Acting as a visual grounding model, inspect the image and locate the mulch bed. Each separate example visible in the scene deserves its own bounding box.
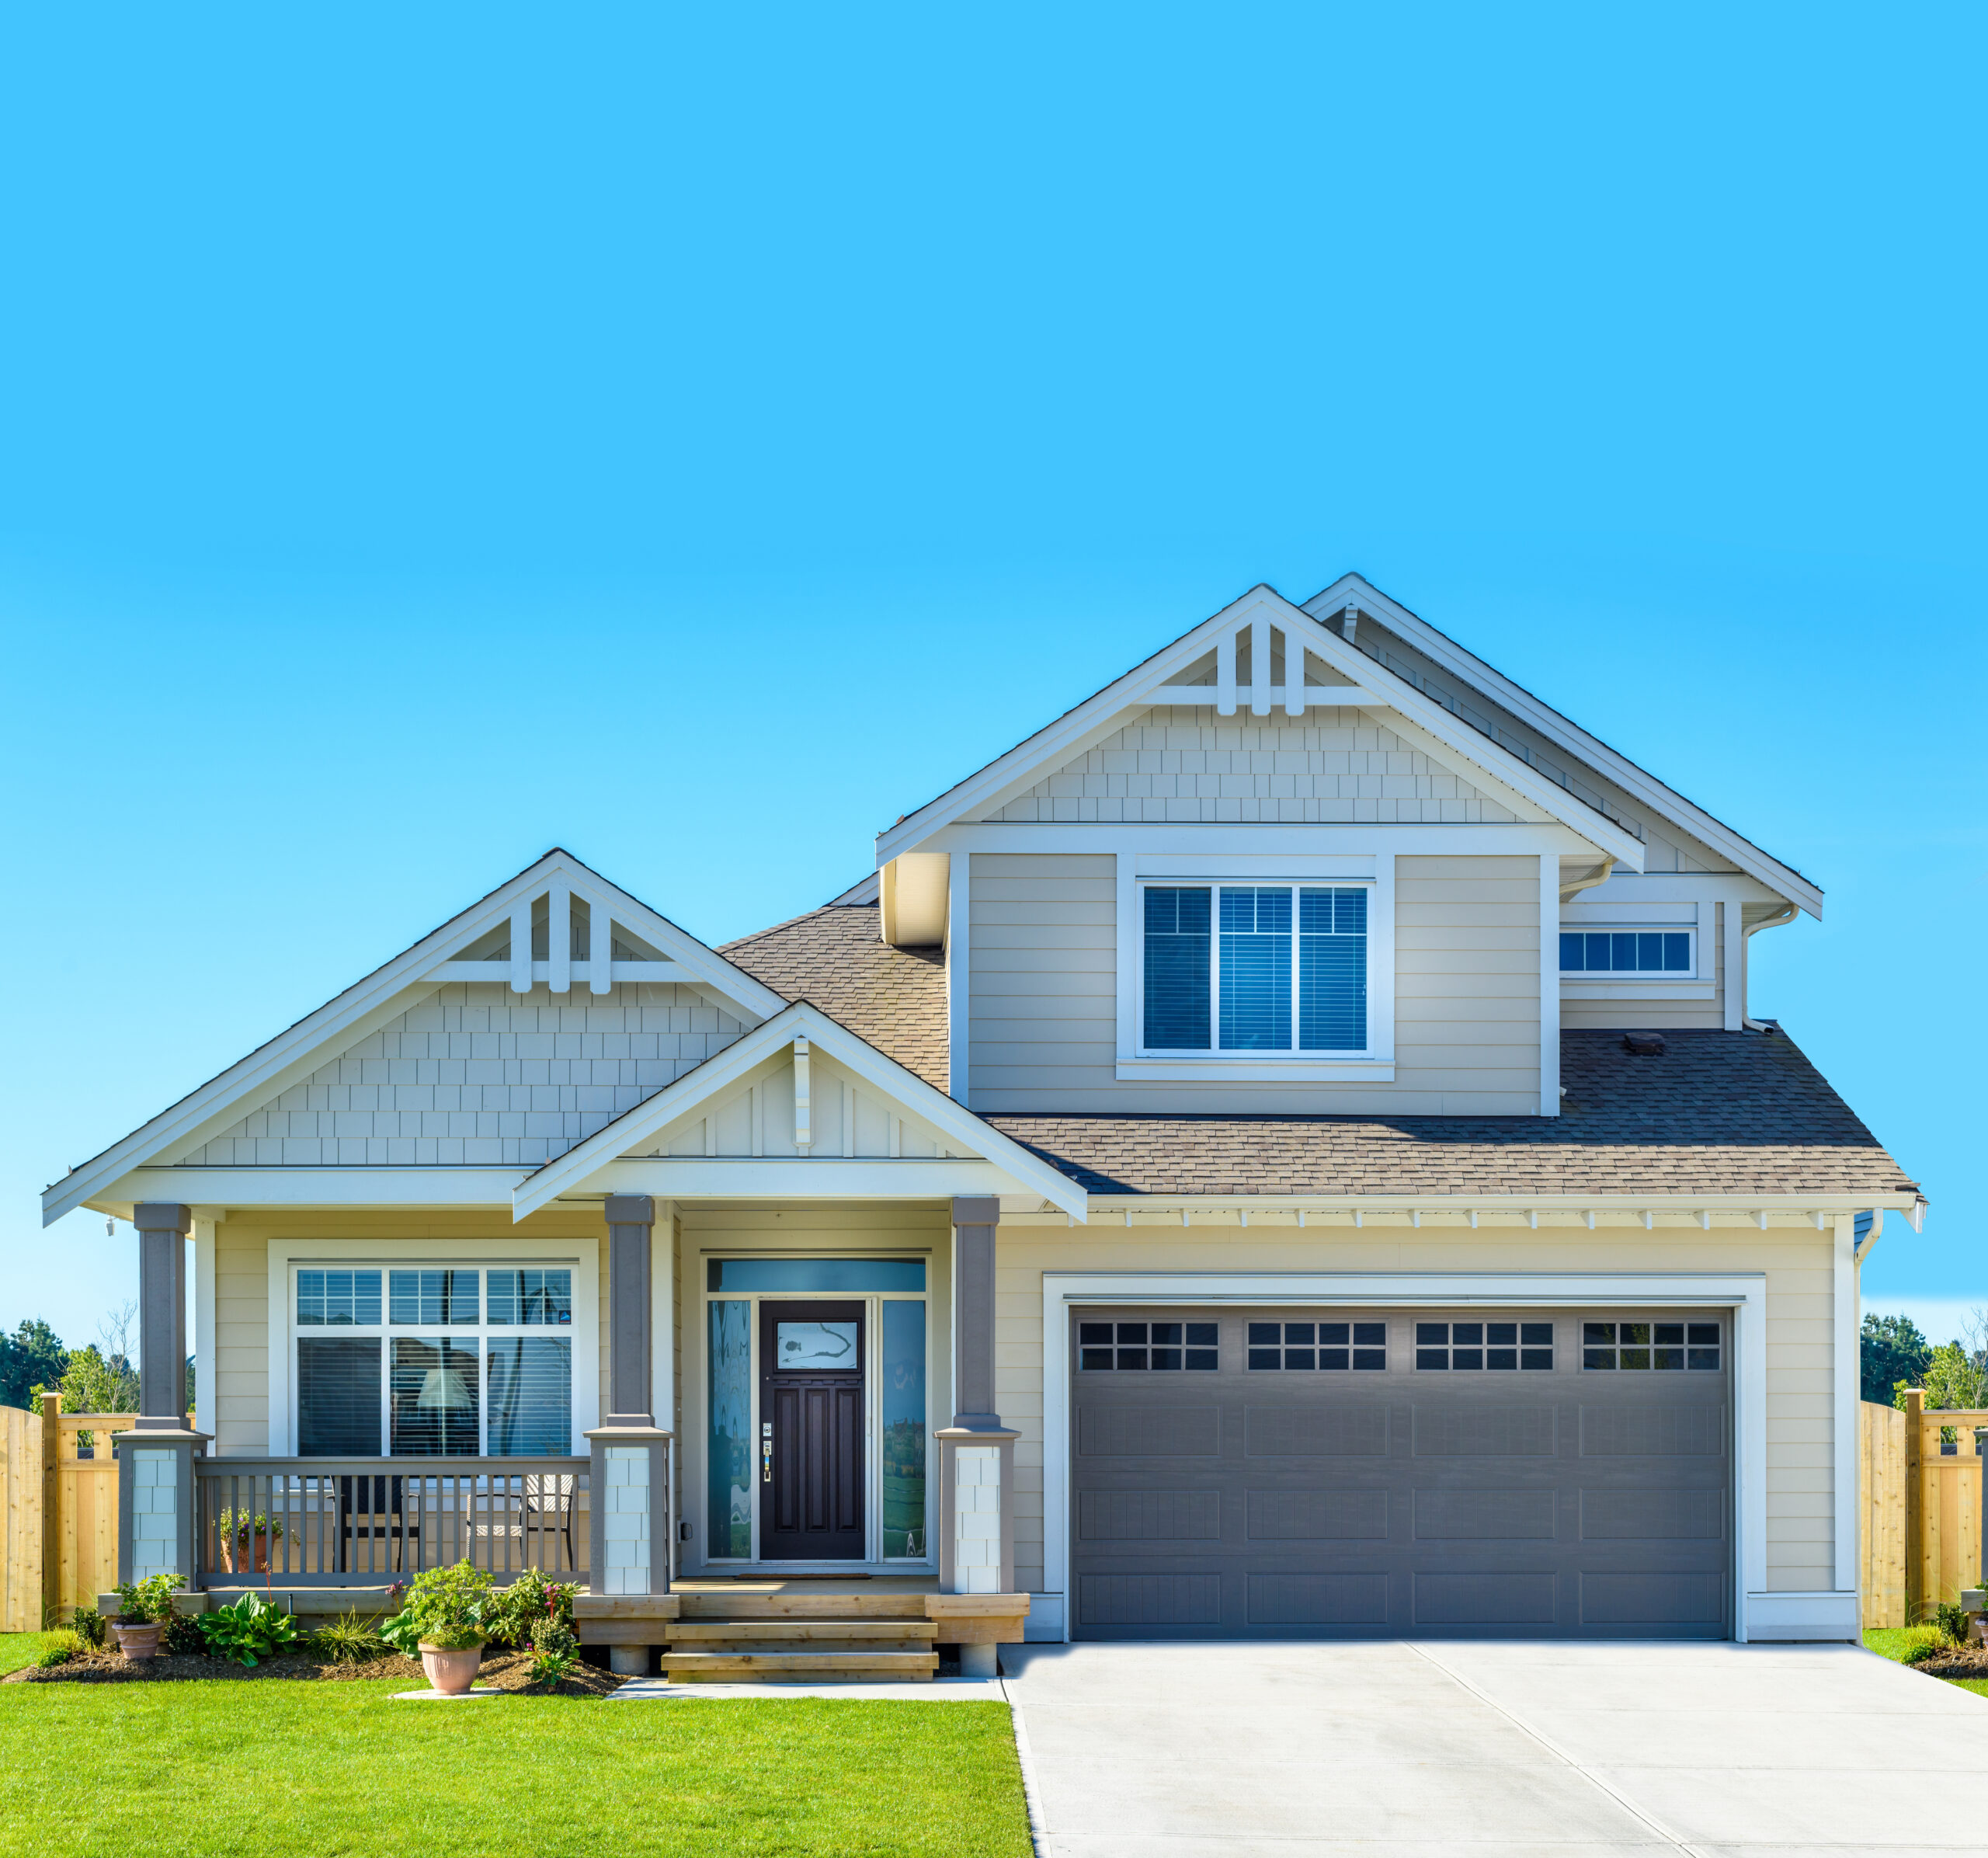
[1917,1645,1988,1680]
[7,1647,624,1697]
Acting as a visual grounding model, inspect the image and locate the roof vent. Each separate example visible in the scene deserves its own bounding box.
[1621,1031,1667,1056]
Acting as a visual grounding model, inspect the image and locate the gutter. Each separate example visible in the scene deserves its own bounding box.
[1741,902,1799,1032]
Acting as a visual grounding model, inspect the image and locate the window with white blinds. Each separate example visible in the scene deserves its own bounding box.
[1140,882,1370,1055]
[294,1264,575,1457]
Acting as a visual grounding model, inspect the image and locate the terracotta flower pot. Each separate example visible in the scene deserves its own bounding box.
[113,1622,164,1661]
[221,1530,273,1574]
[419,1642,484,1696]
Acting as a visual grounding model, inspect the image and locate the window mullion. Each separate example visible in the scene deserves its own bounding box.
[1288,884,1301,1053]
[1208,889,1221,1053]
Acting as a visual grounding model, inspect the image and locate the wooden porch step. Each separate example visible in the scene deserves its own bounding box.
[675,1592,927,1622]
[660,1651,938,1681]
[666,1620,938,1643]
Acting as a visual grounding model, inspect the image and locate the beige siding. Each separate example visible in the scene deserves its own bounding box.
[207,1209,611,1459]
[186,982,746,1170]
[993,1216,1840,1599]
[981,706,1534,825]
[1562,900,1727,1031]
[968,851,1541,1115]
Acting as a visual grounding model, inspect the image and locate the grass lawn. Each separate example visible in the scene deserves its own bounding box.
[0,1634,60,1677]
[0,1678,1034,1857]
[1863,1628,1988,1700]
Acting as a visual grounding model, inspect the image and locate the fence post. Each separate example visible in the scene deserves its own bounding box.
[38,1394,59,1629]
[1905,1387,1925,1624]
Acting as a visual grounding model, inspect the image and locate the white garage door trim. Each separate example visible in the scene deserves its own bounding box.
[1040,1272,1793,1644]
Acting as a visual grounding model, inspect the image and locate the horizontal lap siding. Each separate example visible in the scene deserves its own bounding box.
[1562,900,1727,1032]
[969,852,1542,1114]
[992,1222,1838,1600]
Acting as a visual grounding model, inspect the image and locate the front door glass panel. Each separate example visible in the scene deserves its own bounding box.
[707,1300,752,1557]
[881,1300,926,1557]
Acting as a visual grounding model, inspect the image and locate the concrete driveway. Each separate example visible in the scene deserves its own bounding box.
[1001,1640,1988,1857]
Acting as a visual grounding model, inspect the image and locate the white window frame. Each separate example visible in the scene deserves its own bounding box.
[266,1236,600,1457]
[1115,854,1395,1080]
[1559,922,1700,979]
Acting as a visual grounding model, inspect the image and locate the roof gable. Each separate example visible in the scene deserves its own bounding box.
[511,1000,1086,1218]
[1302,575,1821,915]
[42,849,789,1225]
[876,585,1647,868]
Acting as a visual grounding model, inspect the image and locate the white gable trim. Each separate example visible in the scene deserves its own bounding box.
[512,1000,1088,1220]
[876,586,1646,871]
[41,850,789,1226]
[1305,574,1823,917]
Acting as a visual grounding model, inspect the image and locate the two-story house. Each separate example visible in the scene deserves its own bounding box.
[47,576,1921,1675]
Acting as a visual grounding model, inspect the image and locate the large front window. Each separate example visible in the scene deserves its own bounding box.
[294,1265,574,1456]
[1140,882,1369,1054]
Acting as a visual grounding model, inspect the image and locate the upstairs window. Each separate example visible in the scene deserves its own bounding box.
[1141,882,1369,1055]
[1560,929,1693,975]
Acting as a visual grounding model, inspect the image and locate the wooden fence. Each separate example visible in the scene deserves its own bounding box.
[1861,1392,1986,1630]
[0,1397,181,1630]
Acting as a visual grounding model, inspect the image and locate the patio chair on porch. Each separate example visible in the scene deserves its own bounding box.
[335,1474,422,1574]
[520,1471,579,1573]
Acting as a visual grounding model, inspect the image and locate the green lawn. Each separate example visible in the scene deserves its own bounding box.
[1863,1628,1988,1700]
[0,1677,1033,1857]
[0,1634,60,1677]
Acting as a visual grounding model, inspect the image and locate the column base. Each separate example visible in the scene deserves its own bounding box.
[958,1643,998,1679]
[608,1646,652,1676]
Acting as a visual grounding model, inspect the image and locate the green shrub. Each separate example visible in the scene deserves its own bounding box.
[196,1592,300,1667]
[162,1611,207,1656]
[487,1567,579,1647]
[1931,1599,1972,1646]
[378,1609,422,1657]
[111,1572,185,1625]
[527,1615,581,1688]
[309,1609,388,1665]
[35,1630,84,1669]
[69,1606,106,1650]
[1901,1625,1947,1664]
[400,1560,495,1651]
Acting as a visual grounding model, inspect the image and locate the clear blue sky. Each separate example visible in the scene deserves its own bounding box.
[2,4,1980,1353]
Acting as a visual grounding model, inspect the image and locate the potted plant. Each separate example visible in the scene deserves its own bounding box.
[109,1574,186,1661]
[216,1507,285,1574]
[398,1559,495,1696]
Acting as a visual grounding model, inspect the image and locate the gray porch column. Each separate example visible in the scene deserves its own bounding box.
[115,1203,207,1586]
[585,1194,673,1673]
[937,1195,1017,1672]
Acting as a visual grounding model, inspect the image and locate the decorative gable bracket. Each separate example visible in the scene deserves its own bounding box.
[428,877,686,995]
[1153,595,1370,718]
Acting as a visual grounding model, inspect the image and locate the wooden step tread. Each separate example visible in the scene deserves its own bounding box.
[676,1594,928,1621]
[661,1651,940,1673]
[666,1621,939,1642]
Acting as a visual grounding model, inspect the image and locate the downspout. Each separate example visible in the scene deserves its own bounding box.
[1557,857,1615,905]
[1741,902,1799,1031]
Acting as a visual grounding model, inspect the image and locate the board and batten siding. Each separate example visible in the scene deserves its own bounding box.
[992,1216,1843,1605]
[967,851,1541,1115]
[184,982,747,1171]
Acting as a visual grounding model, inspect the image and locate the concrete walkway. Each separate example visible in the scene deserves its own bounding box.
[1000,1640,1988,1858]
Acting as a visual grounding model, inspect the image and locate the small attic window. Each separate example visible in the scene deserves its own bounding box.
[1559,930,1693,976]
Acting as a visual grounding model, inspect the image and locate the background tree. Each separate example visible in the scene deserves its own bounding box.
[1861,1311,1931,1404]
[0,1318,68,1410]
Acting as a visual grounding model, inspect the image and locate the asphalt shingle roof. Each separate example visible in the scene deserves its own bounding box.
[721,904,948,1092]
[984,1030,1917,1199]
[719,906,1914,1200]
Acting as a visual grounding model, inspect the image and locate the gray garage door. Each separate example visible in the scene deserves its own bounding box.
[1070,1307,1732,1640]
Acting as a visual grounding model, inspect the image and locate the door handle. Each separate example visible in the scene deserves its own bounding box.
[761,1438,773,1484]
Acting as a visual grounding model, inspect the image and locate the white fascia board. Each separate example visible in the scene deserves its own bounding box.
[877,584,1643,872]
[874,586,1295,863]
[40,848,788,1229]
[511,1000,1088,1221]
[1063,1192,1923,1215]
[93,1167,528,1213]
[928,823,1598,856]
[1305,575,1819,917]
[1271,593,1646,870]
[548,1157,1027,1202]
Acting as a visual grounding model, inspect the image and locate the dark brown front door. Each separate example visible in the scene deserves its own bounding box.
[759,1300,866,1560]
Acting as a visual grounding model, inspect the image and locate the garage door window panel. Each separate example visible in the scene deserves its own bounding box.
[1416,1321,1553,1370]
[1248,1320,1384,1371]
[1583,1321,1722,1372]
[1079,1320,1217,1372]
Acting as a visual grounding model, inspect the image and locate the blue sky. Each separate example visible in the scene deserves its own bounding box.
[1,3,1981,1352]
